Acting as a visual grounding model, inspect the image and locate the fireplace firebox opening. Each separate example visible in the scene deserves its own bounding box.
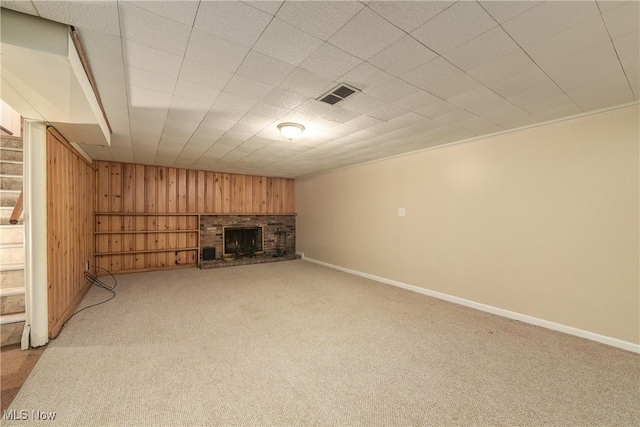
[224,227,263,258]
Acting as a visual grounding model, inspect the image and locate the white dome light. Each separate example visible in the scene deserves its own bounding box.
[277,122,305,141]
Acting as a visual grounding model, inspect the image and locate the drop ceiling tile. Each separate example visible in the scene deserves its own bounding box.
[162,120,199,138]
[568,78,635,111]
[393,90,441,110]
[76,28,123,63]
[427,73,484,100]
[344,115,386,131]
[243,1,283,16]
[174,80,221,104]
[33,0,120,36]
[529,102,582,122]
[128,85,173,109]
[225,75,275,100]
[613,31,640,97]
[118,2,191,56]
[178,59,233,91]
[254,18,324,66]
[411,1,497,54]
[194,1,272,48]
[339,93,388,115]
[262,87,308,110]
[340,62,392,91]
[236,51,295,85]
[200,116,237,131]
[166,97,210,124]
[329,8,405,60]
[249,103,290,120]
[544,42,624,91]
[511,92,575,115]
[368,1,453,33]
[478,1,541,24]
[524,17,610,69]
[402,57,463,92]
[467,51,540,87]
[215,92,259,112]
[415,99,459,119]
[368,36,438,77]
[444,27,520,72]
[124,1,200,26]
[430,109,475,126]
[603,1,640,38]
[388,112,429,128]
[448,86,514,116]
[122,40,183,78]
[295,100,360,124]
[363,76,418,103]
[486,69,555,99]
[502,1,600,46]
[126,66,177,94]
[275,1,364,40]
[195,121,234,137]
[299,43,363,81]
[278,67,334,97]
[369,104,407,121]
[185,29,249,73]
[481,107,536,129]
[239,113,274,130]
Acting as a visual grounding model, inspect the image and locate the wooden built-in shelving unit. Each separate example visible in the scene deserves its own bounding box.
[94,212,200,274]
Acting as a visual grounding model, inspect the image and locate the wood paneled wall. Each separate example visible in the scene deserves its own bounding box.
[47,128,95,338]
[94,161,295,274]
[95,161,295,214]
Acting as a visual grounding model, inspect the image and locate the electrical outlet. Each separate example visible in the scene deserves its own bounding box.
[397,208,406,217]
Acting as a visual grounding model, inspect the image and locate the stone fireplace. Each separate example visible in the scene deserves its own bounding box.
[200,215,297,268]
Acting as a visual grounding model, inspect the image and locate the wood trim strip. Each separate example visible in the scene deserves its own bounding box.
[47,127,95,169]
[69,27,112,134]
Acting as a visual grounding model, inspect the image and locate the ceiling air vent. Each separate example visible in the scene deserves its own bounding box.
[318,83,359,105]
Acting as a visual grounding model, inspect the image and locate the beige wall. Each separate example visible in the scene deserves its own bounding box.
[296,105,639,345]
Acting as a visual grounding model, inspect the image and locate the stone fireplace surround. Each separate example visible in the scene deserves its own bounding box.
[200,215,296,268]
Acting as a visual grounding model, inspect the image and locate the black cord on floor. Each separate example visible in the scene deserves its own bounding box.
[63,266,118,326]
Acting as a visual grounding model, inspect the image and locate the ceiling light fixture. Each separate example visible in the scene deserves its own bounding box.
[277,122,305,141]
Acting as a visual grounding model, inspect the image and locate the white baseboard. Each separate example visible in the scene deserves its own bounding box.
[301,255,640,354]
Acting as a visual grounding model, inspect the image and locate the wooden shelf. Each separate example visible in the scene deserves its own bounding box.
[94,263,196,276]
[95,247,199,256]
[94,212,296,216]
[95,212,199,216]
[95,229,199,235]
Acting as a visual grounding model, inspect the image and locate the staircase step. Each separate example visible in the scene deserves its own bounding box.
[0,137,23,150]
[0,288,25,315]
[0,320,24,347]
[0,265,24,289]
[0,162,22,176]
[0,225,24,244]
[1,207,23,225]
[0,149,23,162]
[0,244,24,265]
[0,312,25,324]
[0,190,21,207]
[0,175,22,191]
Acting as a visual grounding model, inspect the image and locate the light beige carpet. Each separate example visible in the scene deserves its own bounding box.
[5,260,639,426]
